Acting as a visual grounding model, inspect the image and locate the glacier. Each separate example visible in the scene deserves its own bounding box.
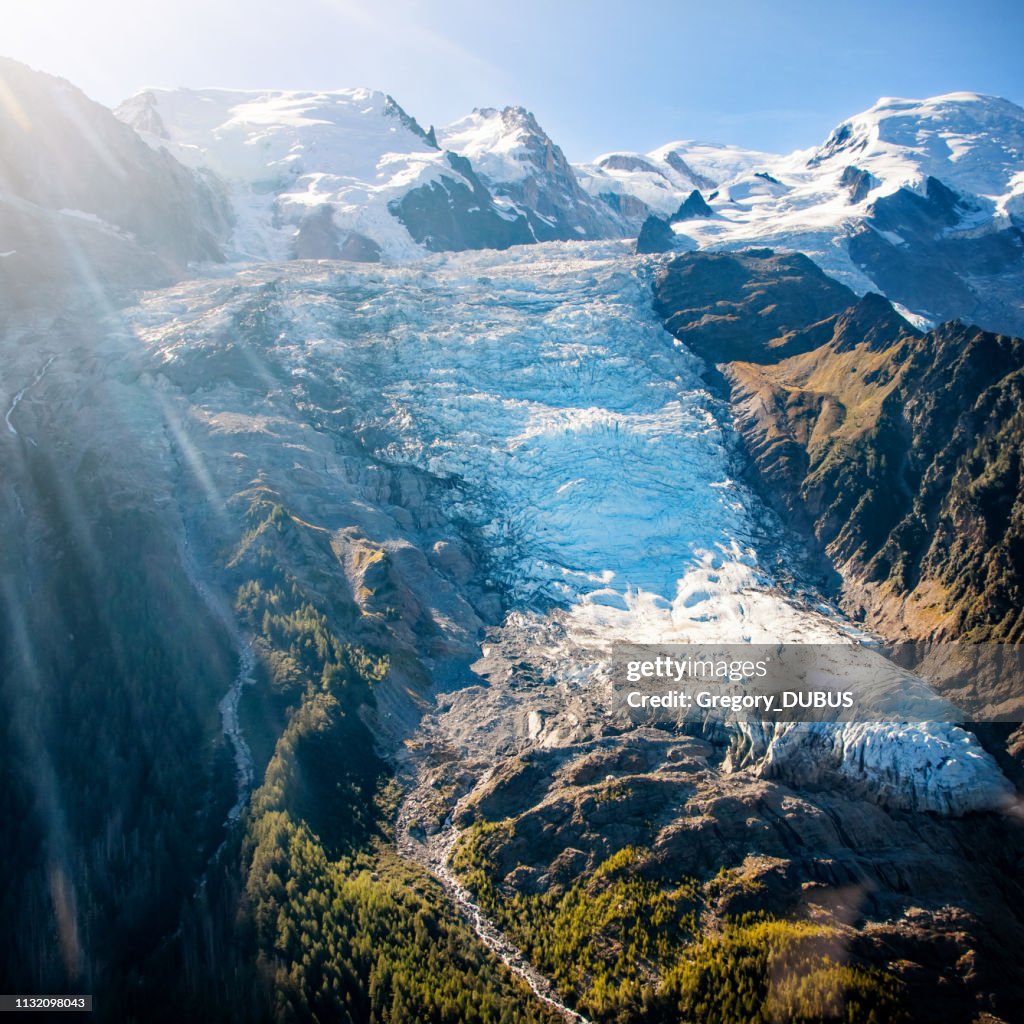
[133,239,1013,815]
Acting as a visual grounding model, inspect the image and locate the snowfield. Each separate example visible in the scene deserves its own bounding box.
[575,140,772,220]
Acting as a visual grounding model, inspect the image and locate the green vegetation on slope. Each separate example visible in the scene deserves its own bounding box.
[453,828,905,1024]
[656,917,905,1024]
[230,499,560,1023]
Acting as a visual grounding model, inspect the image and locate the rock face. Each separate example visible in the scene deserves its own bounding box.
[635,214,675,253]
[848,174,1024,333]
[737,318,1024,642]
[389,152,534,252]
[290,205,388,261]
[291,205,343,259]
[655,249,1024,644]
[0,58,230,305]
[670,189,714,221]
[839,164,880,203]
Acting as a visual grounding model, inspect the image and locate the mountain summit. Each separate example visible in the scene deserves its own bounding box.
[437,105,624,241]
[588,91,1024,335]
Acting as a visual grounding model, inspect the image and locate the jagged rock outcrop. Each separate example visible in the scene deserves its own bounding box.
[849,175,1024,335]
[839,165,879,203]
[670,189,714,221]
[389,152,534,252]
[291,205,387,261]
[635,214,675,253]
[437,106,625,242]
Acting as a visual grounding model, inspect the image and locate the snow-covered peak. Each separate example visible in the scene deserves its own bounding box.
[807,92,1024,199]
[648,140,777,187]
[574,91,1024,245]
[106,84,1023,330]
[575,140,778,226]
[116,87,437,184]
[439,105,625,241]
[115,87,472,261]
[438,105,550,184]
[592,92,1024,330]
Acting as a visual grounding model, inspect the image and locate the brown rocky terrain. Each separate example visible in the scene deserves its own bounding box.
[652,249,858,365]
[654,250,1024,647]
[448,730,1024,1021]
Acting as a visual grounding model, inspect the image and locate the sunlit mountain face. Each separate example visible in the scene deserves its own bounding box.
[2,56,1024,1024]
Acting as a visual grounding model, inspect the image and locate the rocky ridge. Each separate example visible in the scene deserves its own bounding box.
[0,58,231,306]
[654,249,1024,648]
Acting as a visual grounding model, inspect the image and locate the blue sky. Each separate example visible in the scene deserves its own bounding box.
[6,0,1024,159]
